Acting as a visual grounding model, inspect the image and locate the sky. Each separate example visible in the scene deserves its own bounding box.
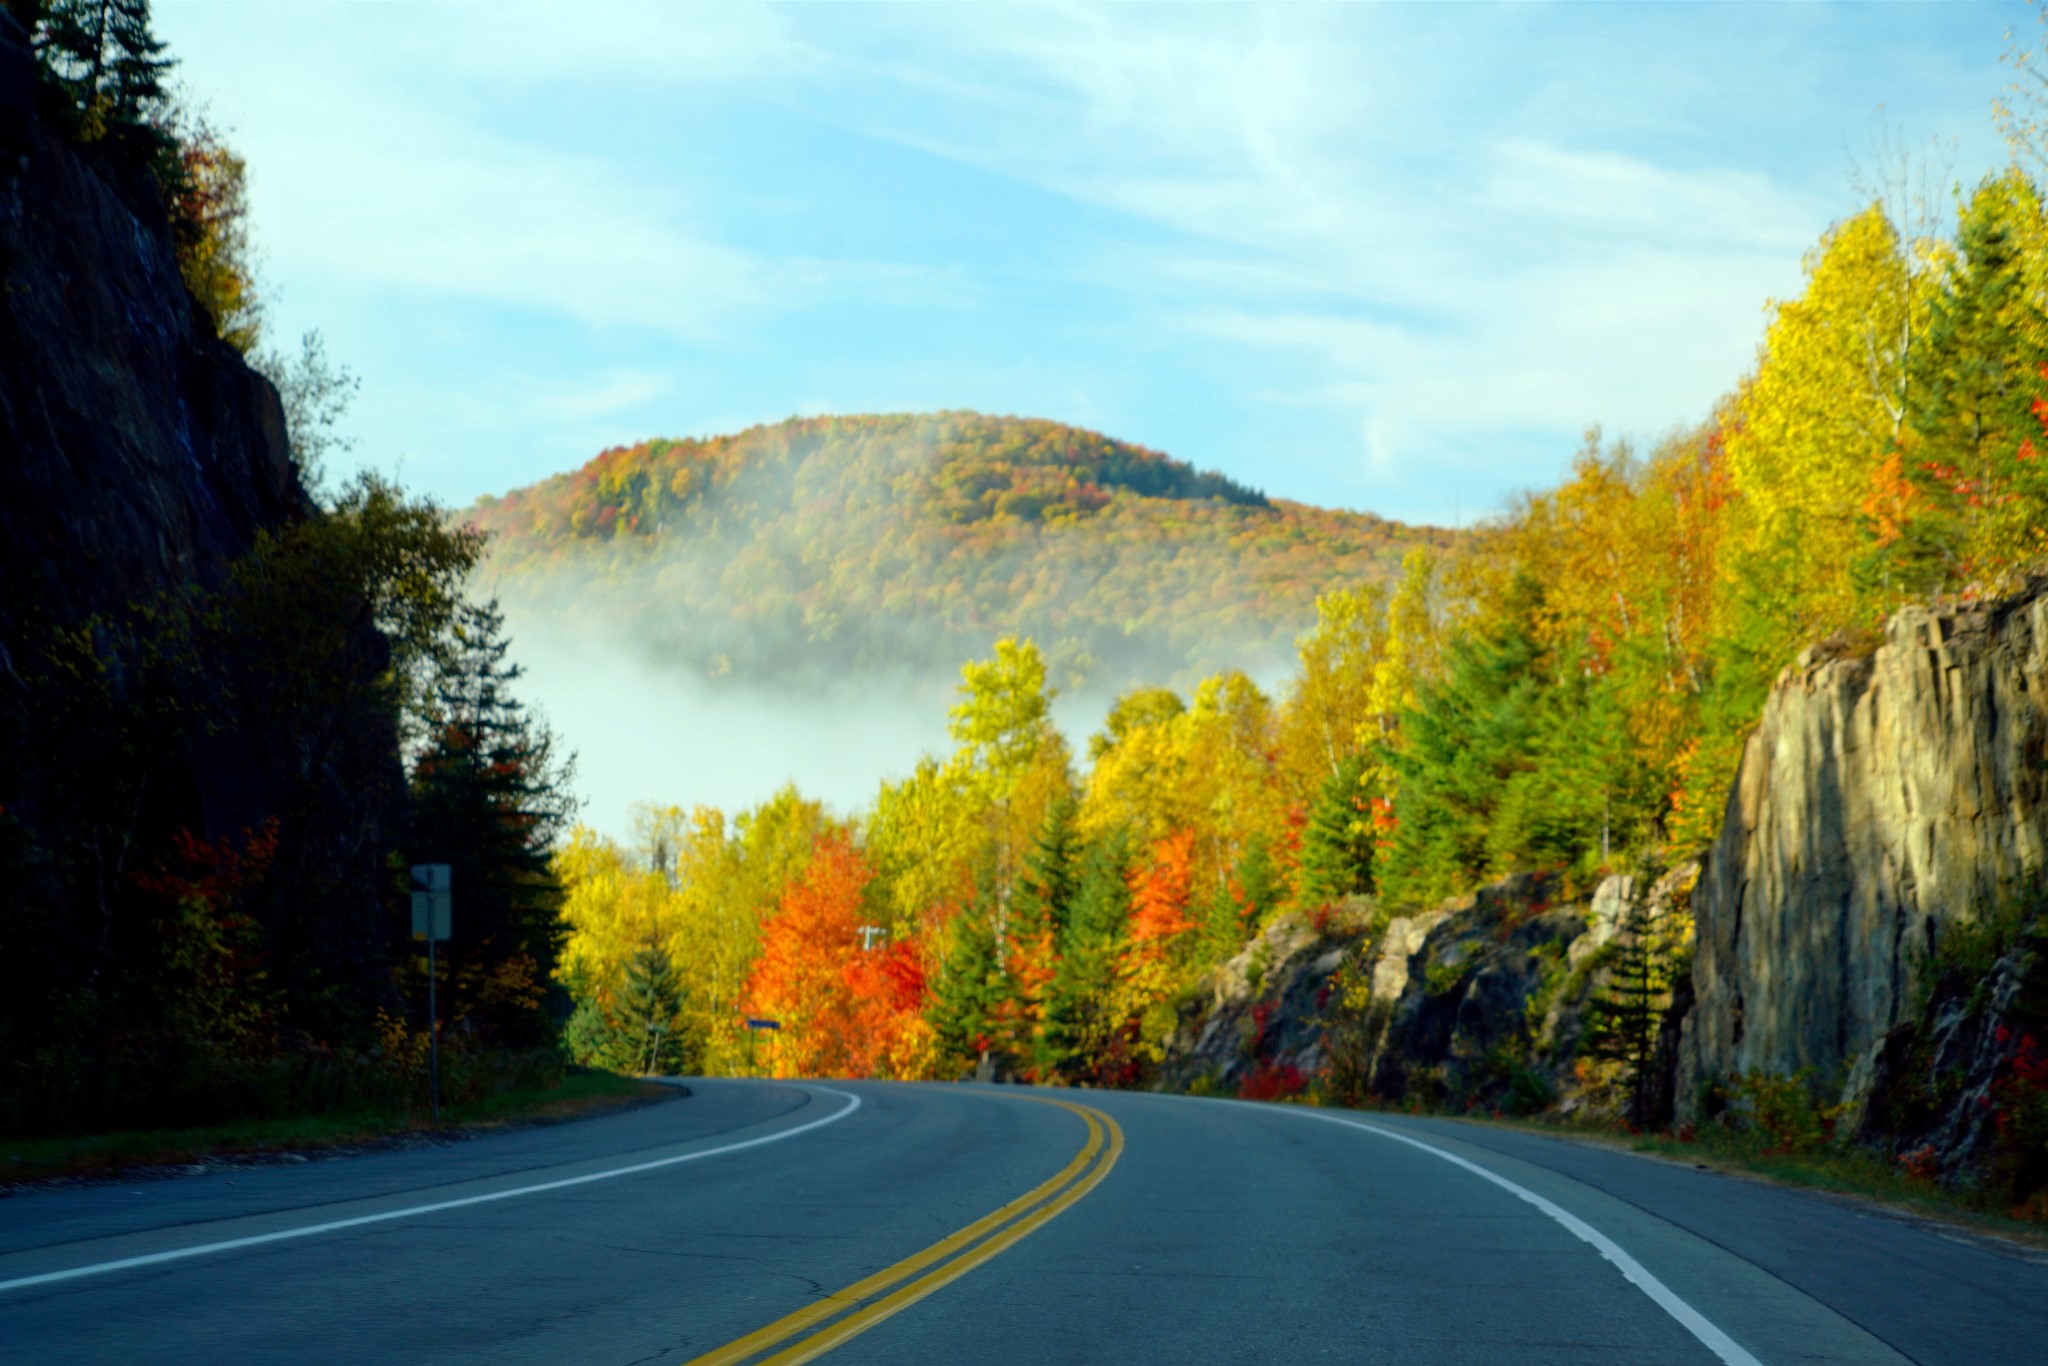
[156,1,2021,530]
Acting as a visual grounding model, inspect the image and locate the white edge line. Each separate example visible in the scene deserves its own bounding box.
[0,1085,862,1295]
[1289,1108,1765,1366]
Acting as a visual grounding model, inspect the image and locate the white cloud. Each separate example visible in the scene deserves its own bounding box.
[824,5,1835,492]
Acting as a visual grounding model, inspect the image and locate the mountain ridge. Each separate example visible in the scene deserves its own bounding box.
[467,411,1455,693]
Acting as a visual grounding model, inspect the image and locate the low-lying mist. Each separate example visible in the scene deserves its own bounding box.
[471,413,1438,830]
[502,609,1206,836]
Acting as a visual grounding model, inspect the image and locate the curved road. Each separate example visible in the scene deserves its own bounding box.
[1,1080,2043,1364]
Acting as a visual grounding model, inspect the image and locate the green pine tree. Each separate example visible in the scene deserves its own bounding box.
[1886,170,2048,593]
[1299,752,1375,906]
[408,599,577,1048]
[1040,830,1132,1082]
[26,0,172,136]
[1379,578,1648,905]
[1012,791,1080,937]
[1581,872,1680,1127]
[615,944,687,1076]
[930,899,1006,1075]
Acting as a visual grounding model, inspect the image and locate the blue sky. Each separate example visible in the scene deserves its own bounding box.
[158,2,2018,528]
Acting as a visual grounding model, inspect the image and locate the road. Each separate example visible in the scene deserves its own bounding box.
[1,1080,2043,1364]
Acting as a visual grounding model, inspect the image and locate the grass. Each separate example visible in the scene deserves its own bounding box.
[1454,1110,2048,1249]
[1,1068,674,1185]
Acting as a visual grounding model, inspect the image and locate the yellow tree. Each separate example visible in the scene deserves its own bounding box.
[945,637,1066,955]
[1078,692,1195,848]
[866,755,984,937]
[1720,204,1937,657]
[1176,671,1289,916]
[1277,584,1389,806]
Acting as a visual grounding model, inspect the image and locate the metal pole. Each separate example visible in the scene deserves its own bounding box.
[428,933,440,1125]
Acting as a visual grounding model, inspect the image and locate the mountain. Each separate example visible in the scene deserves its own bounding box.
[467,412,1453,694]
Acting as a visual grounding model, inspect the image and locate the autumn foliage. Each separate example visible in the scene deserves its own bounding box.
[552,157,2048,1109]
[742,833,936,1079]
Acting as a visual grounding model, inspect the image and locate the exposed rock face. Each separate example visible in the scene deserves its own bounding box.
[0,37,301,645]
[1358,873,1587,1106]
[1159,902,1370,1094]
[1680,583,2048,1121]
[1161,873,1661,1111]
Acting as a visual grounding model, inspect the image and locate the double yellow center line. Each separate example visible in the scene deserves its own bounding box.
[681,1097,1124,1366]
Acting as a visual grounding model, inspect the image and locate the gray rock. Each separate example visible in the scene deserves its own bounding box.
[1679,584,2048,1127]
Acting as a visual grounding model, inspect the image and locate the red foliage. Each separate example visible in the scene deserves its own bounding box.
[129,820,280,914]
[1127,830,1197,950]
[741,832,931,1078]
[1238,1060,1306,1102]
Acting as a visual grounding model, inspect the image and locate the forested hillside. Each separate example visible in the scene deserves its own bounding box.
[468,413,1452,691]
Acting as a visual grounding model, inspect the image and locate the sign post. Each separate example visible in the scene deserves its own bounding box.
[744,1017,781,1077]
[410,864,452,1123]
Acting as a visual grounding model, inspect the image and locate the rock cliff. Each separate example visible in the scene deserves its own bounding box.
[1161,871,1689,1118]
[1679,582,2048,1131]
[0,23,301,645]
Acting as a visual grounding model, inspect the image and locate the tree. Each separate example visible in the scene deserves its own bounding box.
[1087,687,1184,762]
[929,895,1006,1074]
[1581,872,1685,1128]
[1278,584,1388,801]
[1889,171,2048,591]
[1299,752,1374,906]
[944,637,1063,963]
[1719,204,1932,672]
[1004,791,1078,1072]
[408,599,576,1048]
[28,0,173,136]
[259,331,359,495]
[739,830,930,1079]
[948,636,1055,782]
[615,944,687,1075]
[1040,831,1134,1083]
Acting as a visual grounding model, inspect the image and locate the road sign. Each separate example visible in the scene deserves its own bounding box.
[745,1018,782,1031]
[410,864,451,942]
[409,864,452,1125]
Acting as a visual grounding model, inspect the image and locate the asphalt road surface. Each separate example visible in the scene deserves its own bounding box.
[3,1080,2044,1364]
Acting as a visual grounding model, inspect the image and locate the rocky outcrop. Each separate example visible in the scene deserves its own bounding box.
[1161,872,1685,1115]
[1680,582,2048,1131]
[1354,873,1582,1104]
[1159,902,1373,1094]
[0,33,301,646]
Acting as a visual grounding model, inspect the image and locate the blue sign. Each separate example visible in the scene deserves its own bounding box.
[744,1018,782,1031]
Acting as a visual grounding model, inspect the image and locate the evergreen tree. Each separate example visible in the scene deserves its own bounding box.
[1002,791,1078,1072]
[1379,578,1646,906]
[1581,873,1680,1127]
[102,0,167,118]
[1039,831,1132,1081]
[930,900,1005,1074]
[1890,171,2048,590]
[1298,752,1374,906]
[1012,791,1080,937]
[408,599,577,1048]
[564,997,636,1074]
[27,0,172,134]
[615,944,687,1075]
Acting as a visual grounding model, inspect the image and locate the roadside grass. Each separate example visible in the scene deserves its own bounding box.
[1,1067,674,1185]
[1454,1110,2048,1248]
